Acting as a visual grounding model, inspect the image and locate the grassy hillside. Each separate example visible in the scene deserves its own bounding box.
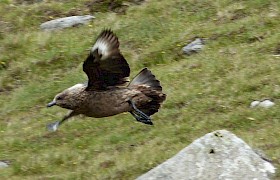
[0,0,279,179]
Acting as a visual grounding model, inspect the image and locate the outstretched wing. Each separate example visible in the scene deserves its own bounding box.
[83,29,130,90]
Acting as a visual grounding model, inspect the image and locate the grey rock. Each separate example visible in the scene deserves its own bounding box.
[137,130,275,180]
[182,38,204,55]
[250,100,261,108]
[259,100,275,108]
[40,15,95,31]
[0,161,9,168]
[250,99,275,108]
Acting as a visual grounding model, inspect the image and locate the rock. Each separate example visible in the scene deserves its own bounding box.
[250,100,261,108]
[259,100,275,108]
[137,130,275,180]
[40,15,95,31]
[0,161,9,168]
[182,38,204,55]
[250,99,275,108]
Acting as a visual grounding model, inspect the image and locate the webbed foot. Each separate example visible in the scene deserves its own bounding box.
[130,111,153,125]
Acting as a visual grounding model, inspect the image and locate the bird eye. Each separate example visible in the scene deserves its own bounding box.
[57,96,63,100]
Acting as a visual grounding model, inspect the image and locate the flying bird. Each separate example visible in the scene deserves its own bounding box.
[47,29,166,131]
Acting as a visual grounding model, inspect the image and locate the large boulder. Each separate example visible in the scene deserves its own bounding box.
[137,130,275,180]
[40,15,95,31]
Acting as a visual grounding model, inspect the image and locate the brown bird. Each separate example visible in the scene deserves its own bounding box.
[47,29,166,131]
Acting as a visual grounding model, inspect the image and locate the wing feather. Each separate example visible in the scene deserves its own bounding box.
[83,29,130,90]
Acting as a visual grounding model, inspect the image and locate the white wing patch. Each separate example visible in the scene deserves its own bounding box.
[90,30,119,61]
[91,38,109,59]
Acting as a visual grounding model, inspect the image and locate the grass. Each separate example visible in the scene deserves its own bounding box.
[0,0,280,179]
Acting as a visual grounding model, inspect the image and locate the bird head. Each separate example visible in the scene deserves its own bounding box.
[47,83,85,110]
[47,91,71,109]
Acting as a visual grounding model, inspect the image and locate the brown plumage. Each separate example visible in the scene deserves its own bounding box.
[47,29,166,131]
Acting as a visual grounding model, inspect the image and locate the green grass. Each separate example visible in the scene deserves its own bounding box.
[0,0,280,179]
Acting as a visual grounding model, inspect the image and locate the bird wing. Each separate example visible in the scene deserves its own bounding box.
[83,29,130,90]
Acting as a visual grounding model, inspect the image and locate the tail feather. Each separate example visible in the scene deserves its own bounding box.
[129,68,162,91]
[137,88,166,115]
[129,68,166,116]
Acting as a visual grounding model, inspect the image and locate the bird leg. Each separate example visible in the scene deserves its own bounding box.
[47,110,78,132]
[128,99,153,125]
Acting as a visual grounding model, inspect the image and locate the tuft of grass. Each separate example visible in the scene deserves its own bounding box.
[0,0,280,179]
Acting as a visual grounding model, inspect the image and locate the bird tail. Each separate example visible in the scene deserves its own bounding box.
[128,68,166,116]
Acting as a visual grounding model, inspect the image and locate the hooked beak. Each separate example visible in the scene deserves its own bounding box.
[47,101,56,107]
